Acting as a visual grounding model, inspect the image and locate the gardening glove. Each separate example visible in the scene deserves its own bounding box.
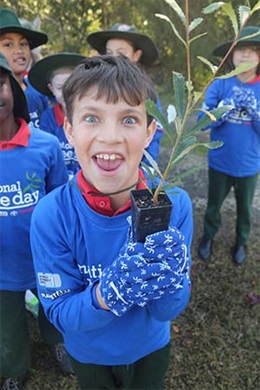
[99,252,180,316]
[124,225,188,275]
[232,88,259,119]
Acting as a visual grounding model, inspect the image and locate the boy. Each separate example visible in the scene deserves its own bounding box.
[197,25,260,265]
[0,52,72,390]
[87,23,164,165]
[31,55,192,390]
[28,52,85,179]
[0,8,50,128]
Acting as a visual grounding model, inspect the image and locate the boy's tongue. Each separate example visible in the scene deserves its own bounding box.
[96,157,122,171]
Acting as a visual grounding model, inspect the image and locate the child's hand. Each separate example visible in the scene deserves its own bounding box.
[124,227,188,276]
[233,88,259,118]
[99,252,182,316]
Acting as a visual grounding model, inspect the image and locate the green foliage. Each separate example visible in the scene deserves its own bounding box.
[142,0,260,204]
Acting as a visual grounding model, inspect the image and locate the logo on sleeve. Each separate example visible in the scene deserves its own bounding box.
[38,272,62,288]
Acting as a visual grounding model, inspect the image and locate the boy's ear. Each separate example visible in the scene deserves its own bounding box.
[133,49,143,63]
[144,119,157,148]
[47,83,53,94]
[64,116,75,146]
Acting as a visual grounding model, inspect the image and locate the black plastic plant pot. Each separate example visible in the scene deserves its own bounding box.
[130,189,173,243]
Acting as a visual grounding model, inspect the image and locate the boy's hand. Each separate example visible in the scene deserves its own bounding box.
[99,252,182,316]
[124,227,188,276]
[233,89,259,119]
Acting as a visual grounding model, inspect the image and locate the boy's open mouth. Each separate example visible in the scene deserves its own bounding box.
[95,153,123,171]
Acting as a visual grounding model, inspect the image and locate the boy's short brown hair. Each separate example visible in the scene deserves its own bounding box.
[62,55,157,124]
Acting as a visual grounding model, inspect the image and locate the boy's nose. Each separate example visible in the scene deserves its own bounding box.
[99,122,123,143]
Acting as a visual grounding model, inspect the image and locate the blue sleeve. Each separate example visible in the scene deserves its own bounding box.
[45,136,68,191]
[40,108,55,134]
[198,79,231,130]
[25,83,50,128]
[30,201,115,333]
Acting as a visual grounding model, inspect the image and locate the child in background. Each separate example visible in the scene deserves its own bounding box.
[197,25,260,265]
[0,8,50,128]
[0,52,72,390]
[28,52,85,179]
[87,23,164,165]
[31,55,192,390]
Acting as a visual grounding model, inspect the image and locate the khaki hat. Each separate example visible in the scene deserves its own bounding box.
[87,23,158,66]
[213,25,260,57]
[0,8,47,49]
[28,52,86,97]
[0,52,30,122]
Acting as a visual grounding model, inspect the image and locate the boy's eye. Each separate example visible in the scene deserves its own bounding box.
[21,41,29,47]
[123,117,136,124]
[3,42,13,48]
[85,115,98,123]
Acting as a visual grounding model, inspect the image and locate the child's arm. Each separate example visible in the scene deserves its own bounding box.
[198,79,234,129]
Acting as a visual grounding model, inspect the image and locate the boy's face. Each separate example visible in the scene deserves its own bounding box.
[106,38,142,63]
[48,69,72,110]
[232,46,260,73]
[0,70,13,127]
[0,33,31,77]
[64,87,156,208]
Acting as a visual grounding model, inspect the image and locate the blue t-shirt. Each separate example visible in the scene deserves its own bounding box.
[198,76,260,177]
[0,125,68,291]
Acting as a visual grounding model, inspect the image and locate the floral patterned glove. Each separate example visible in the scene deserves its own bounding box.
[99,252,180,317]
[124,227,188,276]
[232,88,259,119]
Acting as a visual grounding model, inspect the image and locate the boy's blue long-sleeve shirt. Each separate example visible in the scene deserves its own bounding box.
[30,174,192,365]
[0,124,68,291]
[198,76,260,177]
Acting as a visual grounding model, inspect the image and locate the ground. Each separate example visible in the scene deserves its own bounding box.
[21,137,260,389]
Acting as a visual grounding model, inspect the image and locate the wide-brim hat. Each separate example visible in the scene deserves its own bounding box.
[0,52,30,122]
[87,23,159,66]
[0,8,48,50]
[28,52,86,97]
[213,25,260,57]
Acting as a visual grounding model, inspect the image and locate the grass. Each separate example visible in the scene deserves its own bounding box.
[23,141,260,390]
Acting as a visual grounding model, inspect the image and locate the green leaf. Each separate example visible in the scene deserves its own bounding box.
[186,106,231,135]
[163,0,186,24]
[141,165,160,188]
[217,61,258,78]
[155,14,186,46]
[25,171,31,181]
[189,18,203,33]
[31,178,42,183]
[170,141,223,165]
[175,136,198,158]
[23,185,31,193]
[238,6,251,27]
[202,2,225,14]
[197,56,216,74]
[193,91,203,106]
[252,2,260,13]
[222,3,238,35]
[141,150,163,178]
[145,100,173,142]
[189,32,208,44]
[172,71,186,120]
